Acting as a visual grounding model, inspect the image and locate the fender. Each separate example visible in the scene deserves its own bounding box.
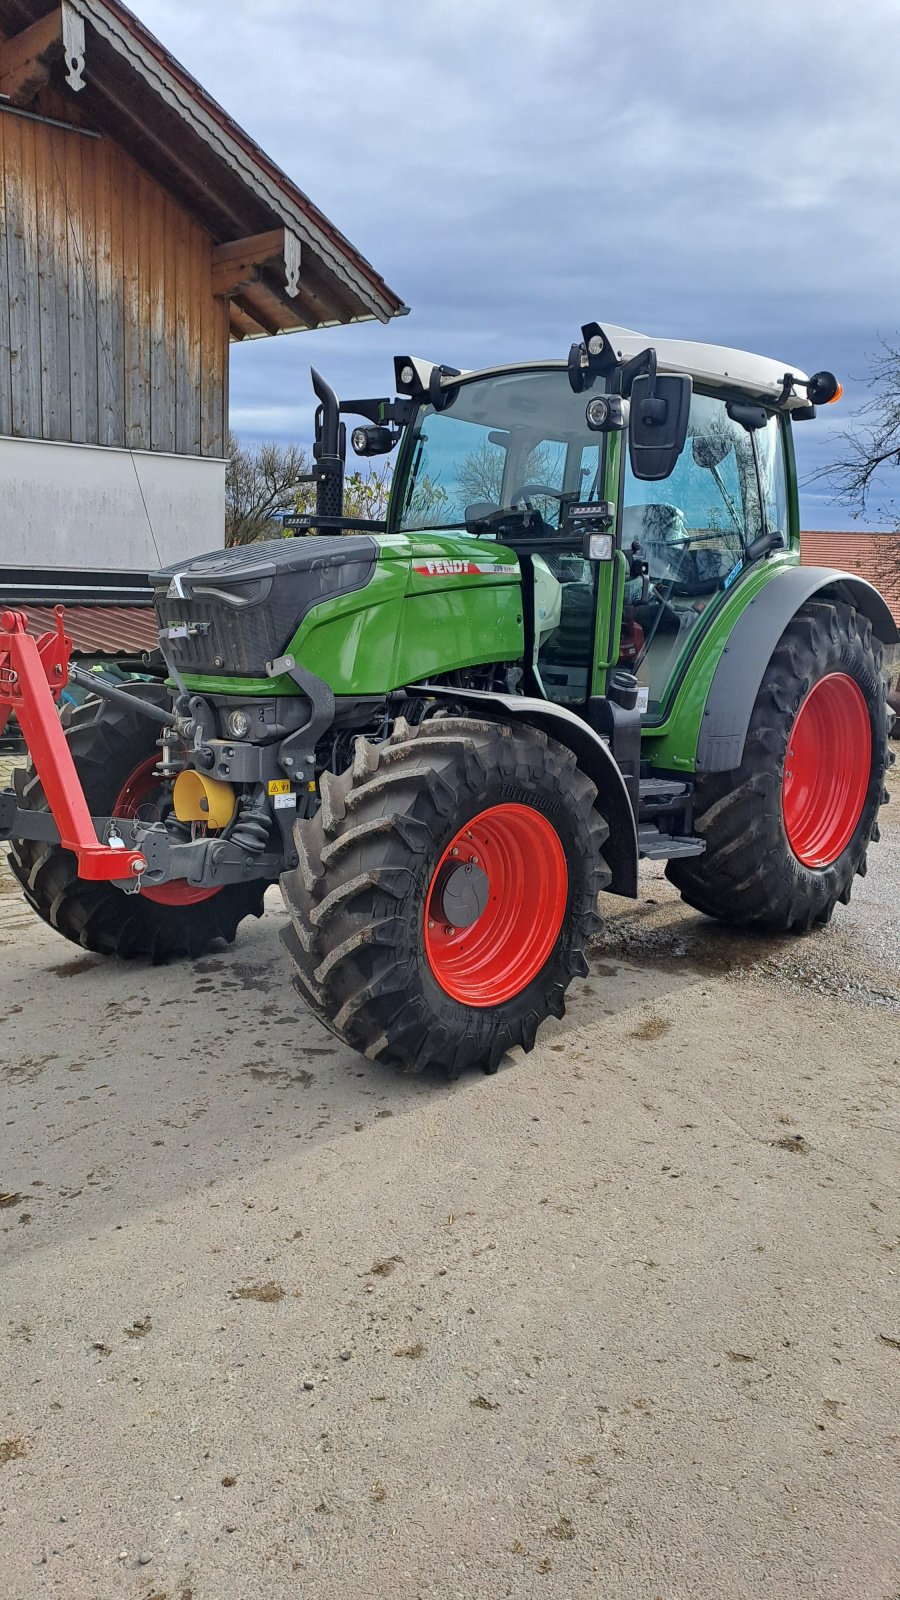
[697,565,900,774]
[416,685,639,897]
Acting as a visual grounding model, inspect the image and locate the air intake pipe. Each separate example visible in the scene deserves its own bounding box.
[310,367,346,520]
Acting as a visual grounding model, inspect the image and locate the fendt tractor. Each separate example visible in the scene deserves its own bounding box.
[1,322,896,1077]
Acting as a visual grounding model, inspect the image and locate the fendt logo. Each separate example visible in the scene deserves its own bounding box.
[413,560,518,578]
[415,559,478,577]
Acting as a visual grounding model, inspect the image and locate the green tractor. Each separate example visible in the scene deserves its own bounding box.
[2,321,896,1076]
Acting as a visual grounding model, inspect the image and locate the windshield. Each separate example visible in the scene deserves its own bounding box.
[394,368,607,533]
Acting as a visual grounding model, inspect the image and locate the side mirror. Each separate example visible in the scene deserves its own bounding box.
[351,425,396,457]
[628,374,692,482]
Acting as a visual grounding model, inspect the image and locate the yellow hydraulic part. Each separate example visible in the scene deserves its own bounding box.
[172,769,236,830]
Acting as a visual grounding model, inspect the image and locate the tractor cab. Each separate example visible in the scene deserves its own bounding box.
[320,324,832,737]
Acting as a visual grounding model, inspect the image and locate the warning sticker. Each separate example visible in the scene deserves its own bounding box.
[268,778,291,796]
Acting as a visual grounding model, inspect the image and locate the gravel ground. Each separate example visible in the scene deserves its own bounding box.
[0,751,898,1600]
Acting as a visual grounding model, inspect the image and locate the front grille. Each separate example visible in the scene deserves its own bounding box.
[151,535,378,680]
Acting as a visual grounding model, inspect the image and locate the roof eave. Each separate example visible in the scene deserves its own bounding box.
[71,0,405,325]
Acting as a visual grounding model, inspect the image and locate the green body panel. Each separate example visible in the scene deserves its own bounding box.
[179,532,523,699]
[641,550,800,772]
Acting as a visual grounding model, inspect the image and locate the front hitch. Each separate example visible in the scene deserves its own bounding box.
[0,609,147,884]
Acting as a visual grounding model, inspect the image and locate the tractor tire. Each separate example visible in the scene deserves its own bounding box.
[279,715,612,1077]
[667,601,894,931]
[6,685,266,961]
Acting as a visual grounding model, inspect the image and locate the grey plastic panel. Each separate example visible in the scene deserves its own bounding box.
[697,566,899,774]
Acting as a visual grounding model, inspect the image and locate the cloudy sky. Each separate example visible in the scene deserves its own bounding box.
[136,0,900,529]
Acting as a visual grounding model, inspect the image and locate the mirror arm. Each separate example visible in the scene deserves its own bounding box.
[620,346,657,399]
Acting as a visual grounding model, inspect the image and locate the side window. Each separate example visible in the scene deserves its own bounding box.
[621,391,764,717]
[756,415,790,540]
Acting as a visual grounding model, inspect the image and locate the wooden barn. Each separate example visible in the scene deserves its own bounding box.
[0,0,404,657]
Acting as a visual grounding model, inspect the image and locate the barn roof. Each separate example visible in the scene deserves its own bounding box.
[0,0,407,338]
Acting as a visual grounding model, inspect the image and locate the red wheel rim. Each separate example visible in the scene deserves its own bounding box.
[782,673,871,868]
[114,757,221,906]
[423,803,568,1006]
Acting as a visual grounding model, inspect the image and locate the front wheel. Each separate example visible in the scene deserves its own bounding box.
[279,716,612,1076]
[668,601,894,931]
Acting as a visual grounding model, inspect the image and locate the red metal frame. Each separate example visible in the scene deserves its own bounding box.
[0,608,147,884]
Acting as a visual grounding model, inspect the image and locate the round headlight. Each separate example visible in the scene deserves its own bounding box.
[228,709,251,739]
[587,333,605,357]
[351,427,368,454]
[399,363,415,387]
[586,396,610,429]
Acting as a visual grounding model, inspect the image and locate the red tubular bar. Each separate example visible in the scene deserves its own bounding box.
[0,608,147,884]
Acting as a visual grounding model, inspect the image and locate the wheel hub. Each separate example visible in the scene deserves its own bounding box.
[435,860,490,931]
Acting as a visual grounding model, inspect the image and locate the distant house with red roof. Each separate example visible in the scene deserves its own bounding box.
[801,532,900,629]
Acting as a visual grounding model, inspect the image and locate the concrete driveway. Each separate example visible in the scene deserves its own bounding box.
[1,757,898,1600]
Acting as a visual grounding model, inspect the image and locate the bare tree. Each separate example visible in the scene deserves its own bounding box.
[817,338,900,524]
[225,435,315,546]
[342,464,394,522]
[225,437,397,543]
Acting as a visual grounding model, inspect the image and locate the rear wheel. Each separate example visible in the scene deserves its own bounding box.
[667,601,893,930]
[7,686,266,960]
[279,716,612,1076]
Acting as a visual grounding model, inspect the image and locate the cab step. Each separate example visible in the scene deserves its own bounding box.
[638,777,690,817]
[638,823,705,861]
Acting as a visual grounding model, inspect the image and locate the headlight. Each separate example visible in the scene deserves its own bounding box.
[227,709,251,739]
[586,396,611,429]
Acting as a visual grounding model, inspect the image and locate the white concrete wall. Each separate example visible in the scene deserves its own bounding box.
[0,436,226,571]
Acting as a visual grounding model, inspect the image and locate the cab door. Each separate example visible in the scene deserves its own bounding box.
[620,391,776,719]
[533,441,605,706]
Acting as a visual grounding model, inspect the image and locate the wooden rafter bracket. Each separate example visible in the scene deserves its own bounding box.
[0,3,85,104]
[211,226,302,300]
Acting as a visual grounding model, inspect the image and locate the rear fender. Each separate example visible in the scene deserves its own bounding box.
[697,566,899,774]
[416,685,638,897]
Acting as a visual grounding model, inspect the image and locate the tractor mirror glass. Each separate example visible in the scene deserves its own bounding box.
[628,374,692,482]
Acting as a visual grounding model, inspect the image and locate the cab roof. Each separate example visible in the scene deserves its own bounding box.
[418,324,812,409]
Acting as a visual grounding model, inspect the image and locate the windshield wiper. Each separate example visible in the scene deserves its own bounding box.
[709,462,745,544]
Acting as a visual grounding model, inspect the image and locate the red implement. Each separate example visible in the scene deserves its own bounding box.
[0,608,147,883]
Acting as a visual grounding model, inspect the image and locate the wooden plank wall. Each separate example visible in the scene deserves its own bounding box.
[0,107,228,456]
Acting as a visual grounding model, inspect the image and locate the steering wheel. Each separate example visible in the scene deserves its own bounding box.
[649,580,685,626]
[510,483,566,509]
